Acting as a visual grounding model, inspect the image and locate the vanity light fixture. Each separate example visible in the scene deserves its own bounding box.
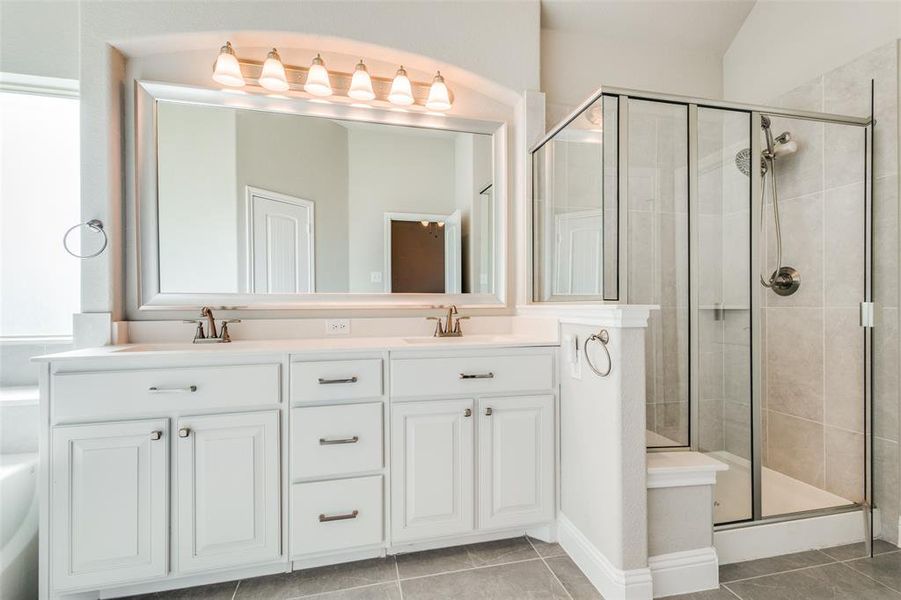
[348,60,376,101]
[388,66,415,106]
[426,71,452,111]
[258,48,289,92]
[212,41,245,87]
[304,54,333,97]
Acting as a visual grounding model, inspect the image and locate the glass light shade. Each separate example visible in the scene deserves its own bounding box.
[212,42,245,87]
[426,71,452,111]
[258,49,289,92]
[348,60,375,101]
[388,66,414,106]
[304,54,333,97]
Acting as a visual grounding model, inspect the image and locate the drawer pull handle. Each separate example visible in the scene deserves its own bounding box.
[319,510,359,523]
[178,428,191,438]
[150,430,163,440]
[459,372,494,380]
[149,385,197,393]
[318,377,358,385]
[319,436,359,445]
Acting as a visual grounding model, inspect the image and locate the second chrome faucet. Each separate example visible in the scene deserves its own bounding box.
[427,305,469,337]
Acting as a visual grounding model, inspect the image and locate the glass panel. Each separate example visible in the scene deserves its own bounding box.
[759,116,866,518]
[695,108,753,524]
[628,99,689,448]
[532,95,618,302]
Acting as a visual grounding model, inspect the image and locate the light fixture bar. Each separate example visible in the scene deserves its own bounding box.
[233,58,453,108]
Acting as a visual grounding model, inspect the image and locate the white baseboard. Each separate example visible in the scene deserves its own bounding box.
[648,547,718,598]
[715,509,874,565]
[557,514,653,600]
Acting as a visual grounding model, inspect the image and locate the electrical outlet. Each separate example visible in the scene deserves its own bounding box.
[325,319,350,336]
[370,271,383,284]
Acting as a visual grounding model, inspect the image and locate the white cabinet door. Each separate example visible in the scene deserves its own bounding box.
[176,411,280,572]
[478,395,555,530]
[51,419,169,590]
[391,399,474,542]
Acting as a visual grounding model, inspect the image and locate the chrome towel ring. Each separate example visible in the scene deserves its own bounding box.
[584,329,612,377]
[63,219,108,259]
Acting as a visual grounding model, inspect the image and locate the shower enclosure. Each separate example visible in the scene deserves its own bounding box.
[532,87,874,536]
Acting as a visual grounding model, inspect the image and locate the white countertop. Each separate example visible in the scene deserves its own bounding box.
[646,451,729,489]
[33,333,560,362]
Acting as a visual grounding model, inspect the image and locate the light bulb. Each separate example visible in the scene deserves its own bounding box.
[304,54,333,97]
[348,59,375,101]
[258,48,289,92]
[426,71,452,111]
[212,41,245,87]
[388,66,414,106]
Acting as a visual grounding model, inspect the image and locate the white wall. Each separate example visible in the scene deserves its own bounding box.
[541,28,723,127]
[723,1,901,104]
[157,102,238,293]
[346,127,457,293]
[0,1,79,79]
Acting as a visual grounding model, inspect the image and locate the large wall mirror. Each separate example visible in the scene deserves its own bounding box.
[135,82,504,309]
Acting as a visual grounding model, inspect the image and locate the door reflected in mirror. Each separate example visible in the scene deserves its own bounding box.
[155,101,494,296]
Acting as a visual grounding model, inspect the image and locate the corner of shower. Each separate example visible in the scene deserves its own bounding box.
[530,84,877,548]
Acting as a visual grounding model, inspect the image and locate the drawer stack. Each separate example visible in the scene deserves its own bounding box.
[289,358,386,559]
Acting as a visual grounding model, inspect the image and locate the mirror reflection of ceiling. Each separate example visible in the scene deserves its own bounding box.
[156,101,494,296]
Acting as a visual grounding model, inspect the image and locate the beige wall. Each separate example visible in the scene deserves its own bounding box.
[235,112,349,293]
[346,127,457,293]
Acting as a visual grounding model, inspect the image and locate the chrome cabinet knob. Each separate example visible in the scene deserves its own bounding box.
[178,428,191,438]
[485,407,493,416]
[464,408,472,417]
[150,430,162,440]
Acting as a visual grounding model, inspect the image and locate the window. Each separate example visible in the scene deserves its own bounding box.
[0,75,80,338]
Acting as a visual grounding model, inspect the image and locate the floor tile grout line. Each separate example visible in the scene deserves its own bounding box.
[231,579,241,600]
[526,535,575,600]
[839,558,901,595]
[720,557,839,584]
[284,580,402,600]
[721,582,747,600]
[395,555,405,600]
[396,556,545,582]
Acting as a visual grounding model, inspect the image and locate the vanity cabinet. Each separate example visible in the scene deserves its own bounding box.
[389,350,557,544]
[175,411,281,572]
[390,399,475,542]
[50,419,169,591]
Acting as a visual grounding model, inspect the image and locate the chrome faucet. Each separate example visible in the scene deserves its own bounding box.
[427,305,469,337]
[184,307,241,343]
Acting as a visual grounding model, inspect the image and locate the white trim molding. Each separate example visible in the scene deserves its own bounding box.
[557,514,653,600]
[648,547,719,599]
[520,304,657,328]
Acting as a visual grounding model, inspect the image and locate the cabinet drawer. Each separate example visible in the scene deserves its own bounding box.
[391,353,554,398]
[53,364,281,422]
[291,359,383,403]
[291,476,383,556]
[292,403,383,479]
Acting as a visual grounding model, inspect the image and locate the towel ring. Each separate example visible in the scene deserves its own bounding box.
[63,219,108,259]
[584,329,612,377]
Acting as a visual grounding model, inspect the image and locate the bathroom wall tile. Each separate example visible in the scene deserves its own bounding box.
[875,307,899,442]
[699,399,724,452]
[777,76,825,112]
[874,175,899,307]
[824,426,865,503]
[645,311,661,406]
[658,211,689,307]
[824,125,867,190]
[765,308,824,422]
[721,211,751,308]
[824,307,865,433]
[764,193,824,308]
[724,310,751,347]
[698,213,724,306]
[698,164,725,216]
[767,411,825,488]
[723,345,751,406]
[874,437,900,545]
[824,182,866,307]
[725,405,752,461]
[700,349,724,401]
[661,307,689,405]
[656,401,689,446]
[765,117,824,201]
[628,209,657,304]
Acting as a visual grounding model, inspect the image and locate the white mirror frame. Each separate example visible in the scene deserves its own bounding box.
[135,80,507,311]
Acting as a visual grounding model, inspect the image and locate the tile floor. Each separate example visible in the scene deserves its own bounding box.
[126,537,901,600]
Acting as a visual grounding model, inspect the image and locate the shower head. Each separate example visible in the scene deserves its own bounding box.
[735,148,752,176]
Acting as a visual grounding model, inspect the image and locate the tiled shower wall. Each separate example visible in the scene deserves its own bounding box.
[763,42,899,541]
[628,100,690,447]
